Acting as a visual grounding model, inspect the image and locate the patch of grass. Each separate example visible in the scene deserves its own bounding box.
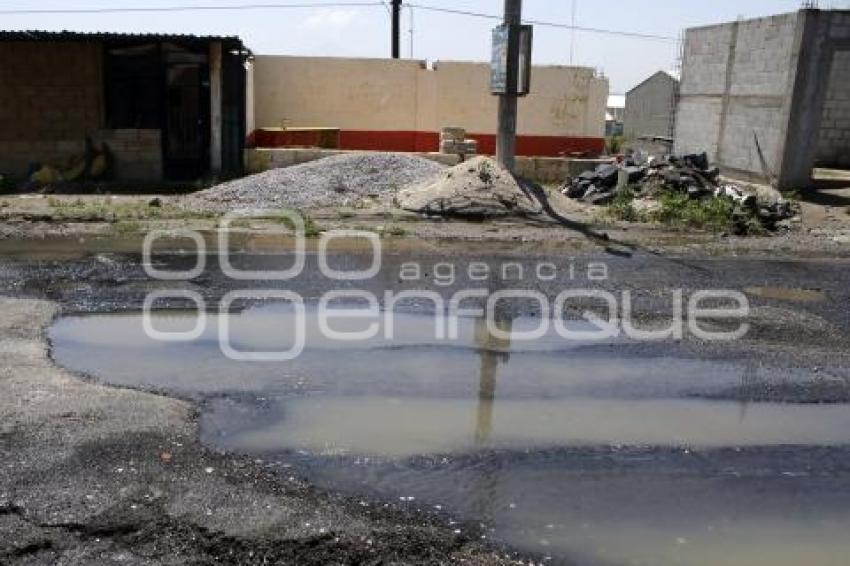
[383,224,408,237]
[272,210,320,237]
[651,190,735,232]
[606,135,626,155]
[112,220,142,234]
[607,189,640,222]
[46,198,218,222]
[226,209,321,237]
[608,186,769,234]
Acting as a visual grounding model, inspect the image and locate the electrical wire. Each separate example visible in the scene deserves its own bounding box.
[0,2,385,16]
[405,2,678,42]
[0,1,678,42]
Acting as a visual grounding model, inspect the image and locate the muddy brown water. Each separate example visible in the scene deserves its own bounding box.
[49,303,850,565]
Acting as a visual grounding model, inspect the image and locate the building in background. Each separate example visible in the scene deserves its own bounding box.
[249,56,609,157]
[624,71,678,140]
[0,31,248,182]
[606,94,625,137]
[674,9,850,189]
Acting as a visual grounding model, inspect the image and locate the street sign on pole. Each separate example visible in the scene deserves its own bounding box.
[491,24,533,96]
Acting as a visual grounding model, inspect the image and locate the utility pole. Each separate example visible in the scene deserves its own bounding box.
[409,6,414,59]
[391,0,402,59]
[569,0,576,65]
[496,0,522,171]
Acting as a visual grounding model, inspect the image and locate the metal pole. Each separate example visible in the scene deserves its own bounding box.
[391,0,402,59]
[496,0,522,171]
[409,6,414,59]
[569,0,576,65]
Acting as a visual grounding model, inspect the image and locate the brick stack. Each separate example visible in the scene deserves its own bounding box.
[439,126,478,155]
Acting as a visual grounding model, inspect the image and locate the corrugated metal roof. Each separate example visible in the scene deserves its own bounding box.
[0,30,242,45]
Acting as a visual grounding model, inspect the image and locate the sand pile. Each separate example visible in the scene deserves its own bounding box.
[396,156,543,218]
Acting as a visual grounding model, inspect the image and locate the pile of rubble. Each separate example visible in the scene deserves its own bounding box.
[562,152,794,228]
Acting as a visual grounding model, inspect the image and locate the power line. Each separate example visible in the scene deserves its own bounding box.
[0,2,384,16]
[0,0,678,42]
[405,3,677,42]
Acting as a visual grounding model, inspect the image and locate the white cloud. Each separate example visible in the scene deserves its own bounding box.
[301,9,357,31]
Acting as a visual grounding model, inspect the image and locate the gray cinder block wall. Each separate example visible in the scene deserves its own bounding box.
[674,9,850,189]
[816,50,850,168]
[624,71,679,139]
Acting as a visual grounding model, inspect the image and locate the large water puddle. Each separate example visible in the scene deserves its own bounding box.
[50,303,850,565]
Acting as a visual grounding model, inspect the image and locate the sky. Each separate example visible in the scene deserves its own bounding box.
[2,0,849,93]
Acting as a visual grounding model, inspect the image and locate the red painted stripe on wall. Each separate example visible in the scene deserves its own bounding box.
[251,129,604,158]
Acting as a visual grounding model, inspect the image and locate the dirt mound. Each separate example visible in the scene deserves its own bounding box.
[396,157,543,218]
[189,153,446,210]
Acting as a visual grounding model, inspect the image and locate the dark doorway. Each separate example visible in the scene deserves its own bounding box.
[164,61,209,180]
[104,44,161,129]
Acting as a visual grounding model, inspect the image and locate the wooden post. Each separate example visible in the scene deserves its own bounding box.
[209,41,223,176]
[496,0,522,171]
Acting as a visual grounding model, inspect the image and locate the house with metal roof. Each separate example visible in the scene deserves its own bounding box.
[0,31,249,182]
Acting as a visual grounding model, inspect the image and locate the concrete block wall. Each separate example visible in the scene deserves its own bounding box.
[816,50,850,168]
[719,98,788,174]
[677,24,735,98]
[721,14,799,175]
[674,98,723,158]
[0,41,102,176]
[674,23,735,158]
[729,15,798,98]
[0,41,166,181]
[675,12,800,178]
[91,129,163,181]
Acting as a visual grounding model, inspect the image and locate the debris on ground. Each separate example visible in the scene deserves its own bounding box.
[26,136,113,191]
[396,156,543,218]
[189,153,445,210]
[561,152,795,233]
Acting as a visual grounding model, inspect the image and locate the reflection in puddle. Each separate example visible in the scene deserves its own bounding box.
[474,317,512,445]
[213,396,850,457]
[49,304,850,565]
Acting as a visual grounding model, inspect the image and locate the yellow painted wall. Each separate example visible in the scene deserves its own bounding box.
[253,55,422,131]
[252,55,608,137]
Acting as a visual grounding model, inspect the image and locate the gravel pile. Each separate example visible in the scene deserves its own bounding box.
[190,153,446,210]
